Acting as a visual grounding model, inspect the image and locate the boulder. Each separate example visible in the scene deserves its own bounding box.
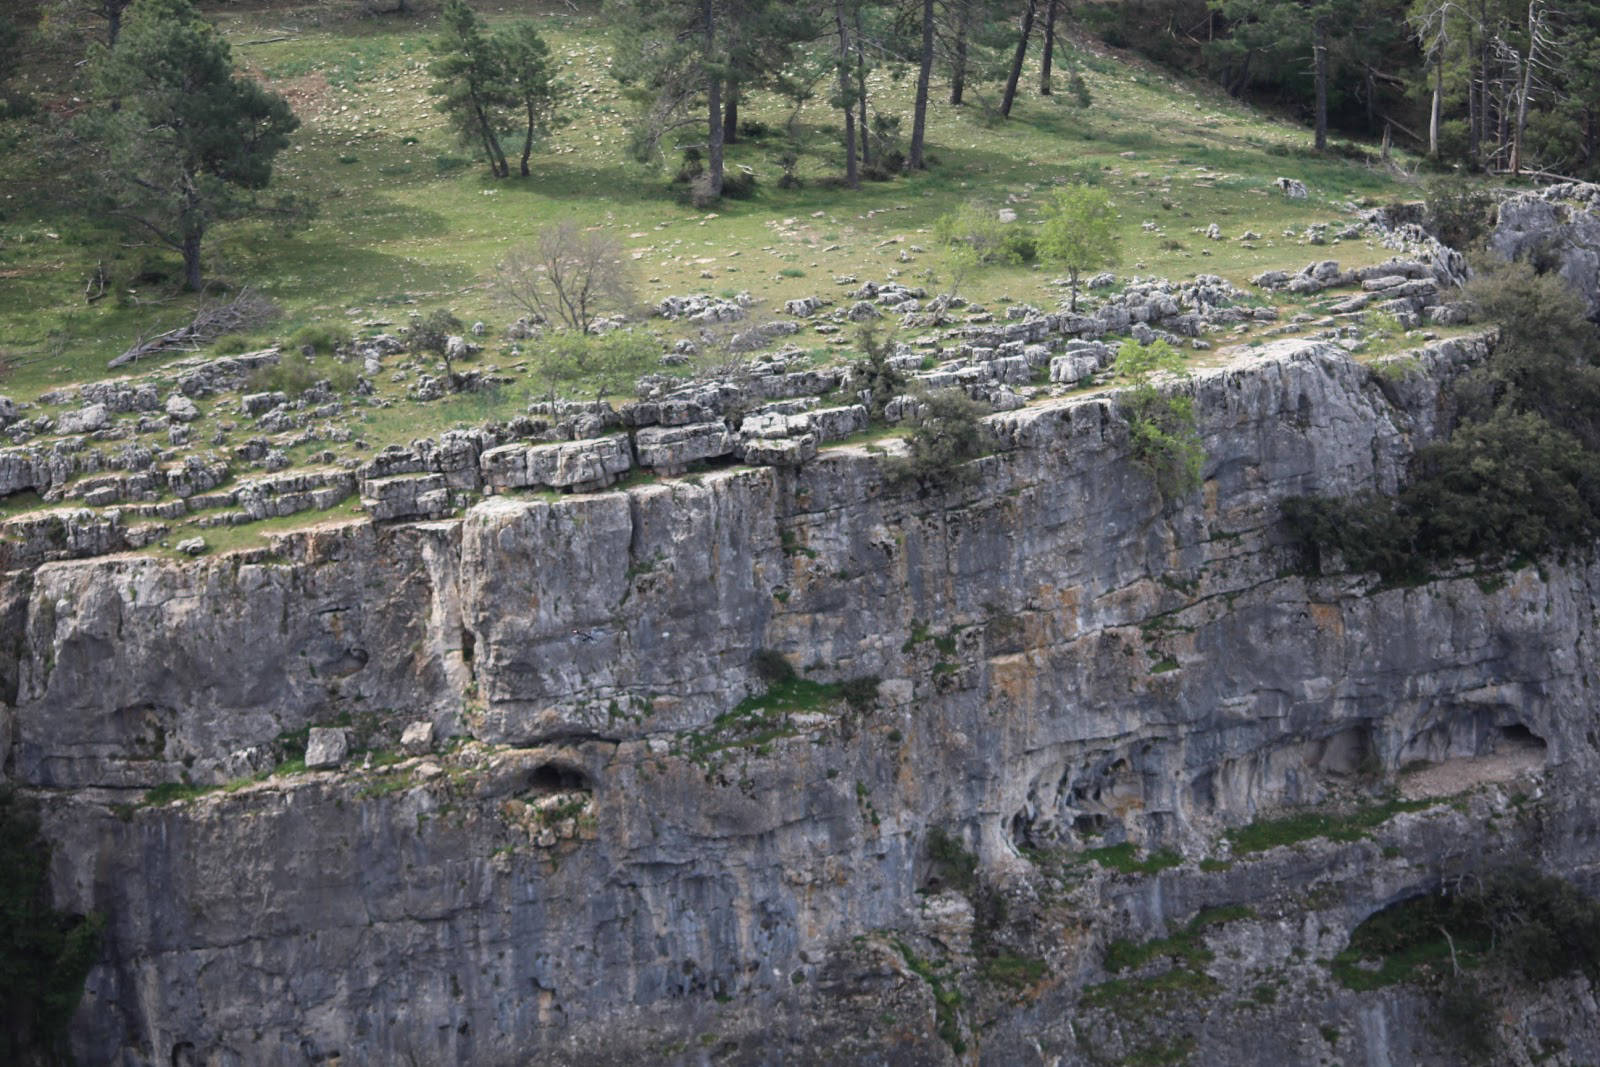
[304,728,349,770]
[400,721,436,756]
[633,423,733,475]
[165,395,201,423]
[58,404,110,435]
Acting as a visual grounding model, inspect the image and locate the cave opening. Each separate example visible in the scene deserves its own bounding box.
[1497,723,1546,751]
[526,762,590,795]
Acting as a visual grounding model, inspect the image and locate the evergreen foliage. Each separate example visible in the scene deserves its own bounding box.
[79,0,300,291]
[1,788,104,1064]
[891,387,988,489]
[1286,261,1600,579]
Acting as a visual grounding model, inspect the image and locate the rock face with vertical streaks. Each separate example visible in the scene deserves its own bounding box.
[9,333,1600,1066]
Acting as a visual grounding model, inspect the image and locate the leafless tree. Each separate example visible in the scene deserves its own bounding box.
[495,222,638,335]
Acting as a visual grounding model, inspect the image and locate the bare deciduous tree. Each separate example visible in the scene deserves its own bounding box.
[495,222,637,334]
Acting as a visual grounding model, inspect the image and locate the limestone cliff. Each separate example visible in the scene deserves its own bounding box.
[8,332,1600,1066]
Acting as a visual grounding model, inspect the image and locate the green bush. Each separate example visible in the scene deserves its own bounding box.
[1117,340,1204,502]
[288,321,354,356]
[852,323,906,422]
[1,788,104,1063]
[890,388,989,489]
[752,649,795,685]
[838,675,880,713]
[926,827,979,895]
[1423,175,1494,251]
[1286,260,1600,579]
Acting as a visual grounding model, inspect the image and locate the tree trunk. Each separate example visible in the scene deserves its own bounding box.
[1429,52,1442,158]
[521,102,535,177]
[724,82,739,145]
[909,0,935,169]
[855,3,870,167]
[835,0,859,188]
[1312,16,1328,150]
[1470,32,1485,164]
[1039,0,1057,95]
[1001,0,1038,118]
[950,0,970,105]
[182,226,203,293]
[473,99,507,177]
[704,0,724,197]
[1511,1,1541,176]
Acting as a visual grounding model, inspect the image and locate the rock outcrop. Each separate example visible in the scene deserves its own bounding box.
[8,333,1600,1065]
[1491,181,1600,317]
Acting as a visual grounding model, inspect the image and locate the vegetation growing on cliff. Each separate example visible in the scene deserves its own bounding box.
[1286,258,1600,580]
[1118,339,1204,503]
[0,788,104,1065]
[1333,868,1600,1061]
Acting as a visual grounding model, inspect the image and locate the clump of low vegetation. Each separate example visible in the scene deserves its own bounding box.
[1117,339,1204,503]
[1333,868,1600,1062]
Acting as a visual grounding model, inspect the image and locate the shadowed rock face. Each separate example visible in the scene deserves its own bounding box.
[10,333,1600,1066]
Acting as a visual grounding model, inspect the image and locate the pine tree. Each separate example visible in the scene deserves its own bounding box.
[81,0,299,292]
[496,22,563,178]
[429,0,512,178]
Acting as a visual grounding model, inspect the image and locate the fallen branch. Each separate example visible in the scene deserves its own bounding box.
[108,289,280,369]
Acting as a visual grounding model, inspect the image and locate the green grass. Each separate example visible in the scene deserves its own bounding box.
[979,952,1049,989]
[1103,905,1253,973]
[1081,967,1219,1018]
[679,676,848,764]
[0,0,1435,405]
[1083,842,1184,874]
[892,940,966,1055]
[139,779,220,806]
[1224,796,1437,855]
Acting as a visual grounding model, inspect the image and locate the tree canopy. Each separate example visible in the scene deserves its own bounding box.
[80,0,300,291]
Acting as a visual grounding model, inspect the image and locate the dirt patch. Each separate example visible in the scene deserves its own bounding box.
[1399,745,1545,800]
[263,71,334,119]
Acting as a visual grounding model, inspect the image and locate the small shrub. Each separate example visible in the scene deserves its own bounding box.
[1117,340,1203,502]
[890,388,989,489]
[1423,175,1494,251]
[720,168,758,200]
[289,321,354,356]
[247,354,320,397]
[926,827,979,895]
[852,323,906,421]
[839,676,880,712]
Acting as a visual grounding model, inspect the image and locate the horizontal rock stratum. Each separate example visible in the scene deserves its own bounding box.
[9,332,1600,1065]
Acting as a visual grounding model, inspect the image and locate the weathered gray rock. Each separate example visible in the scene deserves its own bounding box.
[57,404,110,435]
[400,721,435,755]
[1490,181,1600,317]
[20,329,1600,1067]
[632,422,733,474]
[481,437,632,492]
[164,395,201,423]
[304,727,348,769]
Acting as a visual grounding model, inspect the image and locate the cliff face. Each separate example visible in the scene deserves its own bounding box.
[10,333,1600,1066]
